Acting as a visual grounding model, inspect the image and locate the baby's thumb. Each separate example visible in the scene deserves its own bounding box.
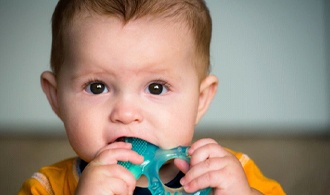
[174,159,190,174]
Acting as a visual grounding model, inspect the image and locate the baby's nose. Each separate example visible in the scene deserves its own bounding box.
[109,96,143,124]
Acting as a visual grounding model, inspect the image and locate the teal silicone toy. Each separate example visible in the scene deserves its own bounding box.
[118,137,211,195]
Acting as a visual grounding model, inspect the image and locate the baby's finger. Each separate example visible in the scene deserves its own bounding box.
[77,163,137,194]
[181,157,224,186]
[106,178,133,195]
[189,142,229,166]
[182,169,223,193]
[102,164,138,193]
[174,158,190,174]
[96,142,133,157]
[76,177,132,195]
[188,138,217,154]
[92,147,144,166]
[181,156,247,193]
[89,163,137,182]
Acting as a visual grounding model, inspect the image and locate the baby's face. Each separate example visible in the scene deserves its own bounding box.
[56,15,202,162]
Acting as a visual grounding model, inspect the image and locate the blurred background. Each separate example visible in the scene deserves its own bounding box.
[0,0,329,194]
[0,0,329,135]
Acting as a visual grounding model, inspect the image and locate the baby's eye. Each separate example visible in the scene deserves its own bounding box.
[147,82,169,95]
[85,82,109,95]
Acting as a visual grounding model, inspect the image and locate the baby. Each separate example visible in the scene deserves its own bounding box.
[19,0,285,194]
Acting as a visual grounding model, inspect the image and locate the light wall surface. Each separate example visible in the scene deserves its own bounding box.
[0,0,329,134]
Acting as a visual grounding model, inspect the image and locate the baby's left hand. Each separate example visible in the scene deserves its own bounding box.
[177,138,262,195]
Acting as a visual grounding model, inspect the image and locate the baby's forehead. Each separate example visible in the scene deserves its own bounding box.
[63,12,205,79]
[66,13,196,53]
[67,13,194,48]
[66,16,193,54]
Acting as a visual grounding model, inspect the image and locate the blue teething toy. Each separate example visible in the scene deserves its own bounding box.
[118,137,211,195]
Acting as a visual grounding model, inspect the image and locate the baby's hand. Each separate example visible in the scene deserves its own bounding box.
[178,138,262,195]
[75,142,144,195]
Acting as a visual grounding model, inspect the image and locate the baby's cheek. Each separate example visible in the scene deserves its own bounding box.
[66,130,99,162]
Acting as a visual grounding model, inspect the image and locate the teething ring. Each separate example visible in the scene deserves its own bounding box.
[118,138,211,195]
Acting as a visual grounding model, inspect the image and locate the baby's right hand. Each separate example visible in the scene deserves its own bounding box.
[75,142,144,195]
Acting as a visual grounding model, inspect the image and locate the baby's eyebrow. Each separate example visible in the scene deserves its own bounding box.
[69,65,114,80]
[67,61,181,83]
[69,72,105,84]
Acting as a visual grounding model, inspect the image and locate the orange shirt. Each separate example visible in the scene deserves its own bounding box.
[19,152,285,194]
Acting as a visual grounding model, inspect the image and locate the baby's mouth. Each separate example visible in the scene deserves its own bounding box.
[115,137,127,143]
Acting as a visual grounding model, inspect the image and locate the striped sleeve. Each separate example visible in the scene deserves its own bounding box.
[18,172,54,195]
[230,150,286,195]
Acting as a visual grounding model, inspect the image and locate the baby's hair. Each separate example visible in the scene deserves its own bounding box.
[51,0,212,78]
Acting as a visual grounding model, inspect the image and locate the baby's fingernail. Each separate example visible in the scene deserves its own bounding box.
[180,177,186,185]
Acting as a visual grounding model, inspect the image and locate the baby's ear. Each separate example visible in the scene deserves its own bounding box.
[40,71,60,117]
[195,75,218,124]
